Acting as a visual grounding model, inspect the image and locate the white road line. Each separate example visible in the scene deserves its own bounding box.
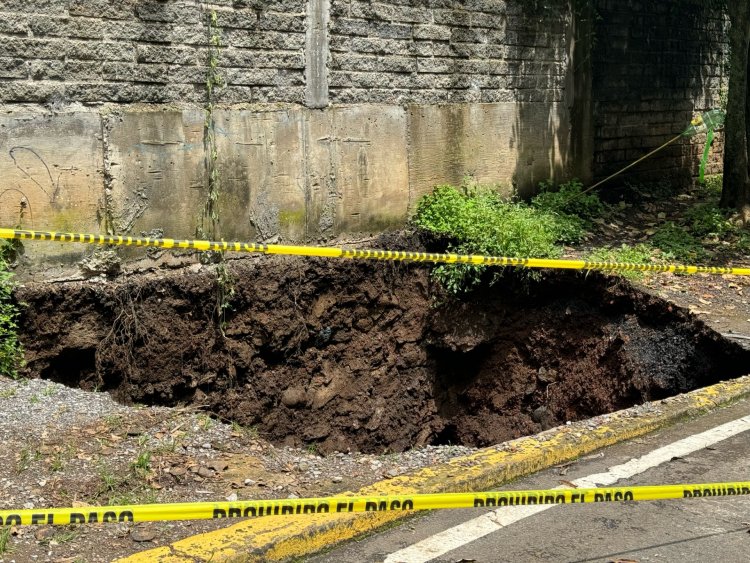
[385,415,750,563]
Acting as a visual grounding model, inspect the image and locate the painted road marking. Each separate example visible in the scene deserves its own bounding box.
[385,415,750,563]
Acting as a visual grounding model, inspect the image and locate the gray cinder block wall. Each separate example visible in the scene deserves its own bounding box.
[0,0,726,274]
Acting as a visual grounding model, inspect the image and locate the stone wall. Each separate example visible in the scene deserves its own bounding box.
[592,0,729,186]
[0,0,307,105]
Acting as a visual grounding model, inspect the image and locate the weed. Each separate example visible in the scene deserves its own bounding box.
[197,413,214,430]
[98,467,118,493]
[0,387,17,399]
[17,447,41,473]
[306,443,318,455]
[650,222,706,263]
[39,527,79,545]
[0,256,24,378]
[50,451,65,472]
[587,244,655,280]
[231,421,259,439]
[0,526,12,555]
[42,384,58,397]
[697,174,724,199]
[29,393,39,404]
[104,414,123,429]
[532,179,606,225]
[132,451,151,474]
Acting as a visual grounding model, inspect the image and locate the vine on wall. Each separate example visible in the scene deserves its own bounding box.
[199,9,235,333]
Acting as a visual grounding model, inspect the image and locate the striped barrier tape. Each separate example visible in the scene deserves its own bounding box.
[2,227,750,276]
[1,482,748,526]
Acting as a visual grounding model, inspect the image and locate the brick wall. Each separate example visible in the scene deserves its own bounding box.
[592,0,729,185]
[0,1,570,108]
[0,0,308,105]
[327,0,569,105]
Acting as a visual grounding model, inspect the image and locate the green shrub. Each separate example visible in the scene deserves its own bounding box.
[586,243,655,280]
[0,257,23,378]
[650,222,706,263]
[686,203,735,238]
[531,179,606,224]
[412,184,580,293]
[697,174,723,199]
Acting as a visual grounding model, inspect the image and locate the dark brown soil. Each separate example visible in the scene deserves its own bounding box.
[15,238,750,454]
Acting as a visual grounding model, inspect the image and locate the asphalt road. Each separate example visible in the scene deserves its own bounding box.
[308,398,750,563]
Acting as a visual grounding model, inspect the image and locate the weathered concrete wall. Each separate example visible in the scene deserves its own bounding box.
[0,0,576,277]
[0,0,728,277]
[0,112,103,265]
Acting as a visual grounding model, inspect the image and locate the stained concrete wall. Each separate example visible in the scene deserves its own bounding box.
[0,0,725,277]
[0,1,577,276]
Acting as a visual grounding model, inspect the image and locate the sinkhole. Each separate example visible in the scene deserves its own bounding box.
[16,253,750,454]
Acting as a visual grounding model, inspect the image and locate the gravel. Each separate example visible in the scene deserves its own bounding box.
[0,376,478,562]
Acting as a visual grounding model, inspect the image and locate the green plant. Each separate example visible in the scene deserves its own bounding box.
[17,446,41,473]
[50,452,65,472]
[133,451,151,474]
[197,10,236,333]
[695,174,723,200]
[98,467,118,493]
[0,526,12,555]
[531,179,606,225]
[686,203,735,238]
[38,528,79,545]
[0,257,23,378]
[587,244,656,280]
[104,414,123,429]
[197,413,214,430]
[412,184,584,293]
[650,222,706,263]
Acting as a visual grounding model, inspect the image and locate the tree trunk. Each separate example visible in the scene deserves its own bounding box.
[721,4,750,217]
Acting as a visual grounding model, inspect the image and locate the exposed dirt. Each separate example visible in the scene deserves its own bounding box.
[15,234,750,455]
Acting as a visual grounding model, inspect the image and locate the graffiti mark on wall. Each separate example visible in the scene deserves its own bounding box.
[0,147,65,228]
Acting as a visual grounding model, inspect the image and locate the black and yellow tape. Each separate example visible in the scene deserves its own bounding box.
[2,227,750,276]
[1,482,748,526]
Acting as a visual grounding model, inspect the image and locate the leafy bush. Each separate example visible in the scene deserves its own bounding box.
[412,184,581,293]
[650,222,706,263]
[586,244,655,280]
[686,203,735,238]
[0,257,23,378]
[531,179,606,224]
[696,174,723,200]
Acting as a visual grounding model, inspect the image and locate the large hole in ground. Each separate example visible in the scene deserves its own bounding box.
[16,254,750,454]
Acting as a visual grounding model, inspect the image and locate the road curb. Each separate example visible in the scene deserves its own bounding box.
[119,375,750,563]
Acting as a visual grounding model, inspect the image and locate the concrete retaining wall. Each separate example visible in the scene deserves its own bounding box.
[0,0,727,276]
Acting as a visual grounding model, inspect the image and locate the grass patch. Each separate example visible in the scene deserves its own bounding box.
[531,179,607,228]
[650,222,707,263]
[0,526,12,555]
[586,244,656,281]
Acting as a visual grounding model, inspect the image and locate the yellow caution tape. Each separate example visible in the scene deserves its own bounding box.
[2,227,750,276]
[1,482,748,526]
